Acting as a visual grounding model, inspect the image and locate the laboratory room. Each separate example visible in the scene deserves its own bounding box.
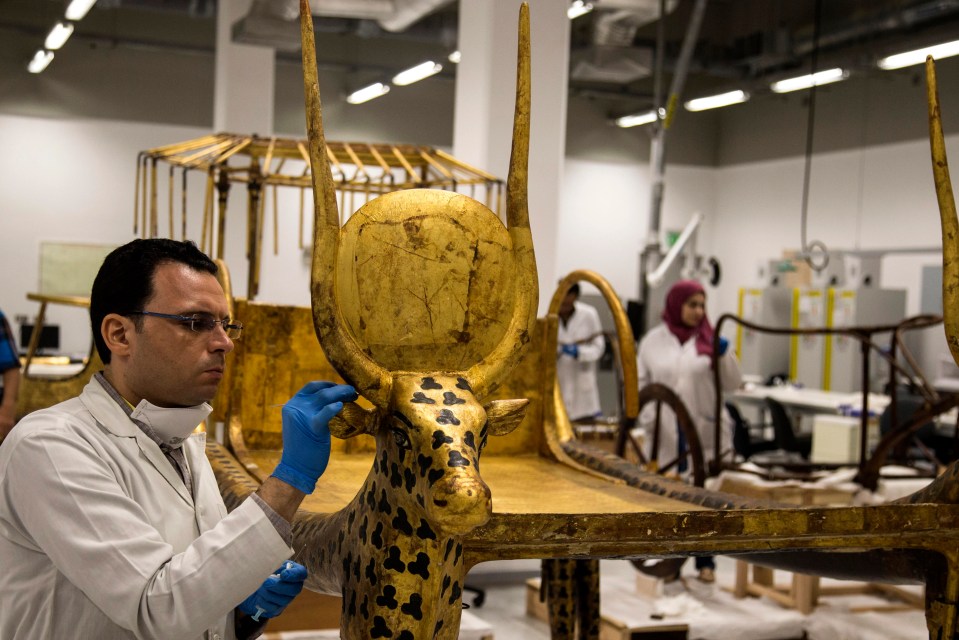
[4,0,959,638]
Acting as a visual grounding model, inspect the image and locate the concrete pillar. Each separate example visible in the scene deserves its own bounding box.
[454,0,570,315]
[213,0,274,135]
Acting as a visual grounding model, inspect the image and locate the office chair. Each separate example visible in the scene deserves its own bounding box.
[726,401,777,459]
[764,397,812,459]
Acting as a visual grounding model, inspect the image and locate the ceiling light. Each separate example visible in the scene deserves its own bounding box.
[392,61,442,87]
[44,22,75,50]
[770,67,847,93]
[684,89,749,112]
[27,49,54,74]
[568,1,593,20]
[448,50,461,64]
[878,39,959,70]
[615,110,657,128]
[346,82,390,105]
[65,0,97,21]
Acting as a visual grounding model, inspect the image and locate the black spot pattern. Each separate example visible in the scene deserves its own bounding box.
[444,539,455,561]
[441,575,451,595]
[366,487,376,509]
[401,593,424,620]
[403,468,416,493]
[359,516,368,544]
[376,585,399,609]
[371,522,384,549]
[411,391,435,404]
[431,430,453,449]
[348,592,356,618]
[378,489,393,515]
[370,616,392,638]
[434,620,445,635]
[464,431,476,451]
[456,377,472,392]
[416,519,437,540]
[365,558,378,586]
[341,552,352,578]
[389,463,403,488]
[352,557,361,581]
[454,543,463,565]
[427,468,443,486]
[384,546,406,572]
[360,596,369,620]
[443,391,466,405]
[417,454,432,477]
[436,409,460,425]
[447,450,470,467]
[398,632,414,640]
[392,507,413,535]
[448,581,461,605]
[407,552,431,579]
[416,493,425,507]
[480,423,489,440]
[347,510,356,532]
[420,377,442,390]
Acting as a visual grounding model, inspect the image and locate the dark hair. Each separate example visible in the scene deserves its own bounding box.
[566,282,581,297]
[90,239,217,364]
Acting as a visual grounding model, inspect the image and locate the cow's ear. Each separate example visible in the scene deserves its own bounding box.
[329,402,378,439]
[484,399,529,436]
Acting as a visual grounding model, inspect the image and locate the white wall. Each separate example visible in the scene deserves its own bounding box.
[0,114,209,356]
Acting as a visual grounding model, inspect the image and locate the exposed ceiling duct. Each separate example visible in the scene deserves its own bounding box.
[571,0,677,85]
[232,0,455,51]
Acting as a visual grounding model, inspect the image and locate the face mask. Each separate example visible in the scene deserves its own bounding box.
[129,401,212,447]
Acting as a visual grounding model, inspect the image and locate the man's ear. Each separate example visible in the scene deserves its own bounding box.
[484,399,529,436]
[101,314,134,358]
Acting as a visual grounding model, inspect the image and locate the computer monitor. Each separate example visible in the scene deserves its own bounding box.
[19,324,60,355]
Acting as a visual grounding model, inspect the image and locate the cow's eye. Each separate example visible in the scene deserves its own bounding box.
[391,427,411,450]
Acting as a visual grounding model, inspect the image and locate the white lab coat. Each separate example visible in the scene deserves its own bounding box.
[636,324,743,467]
[557,301,606,421]
[0,379,292,640]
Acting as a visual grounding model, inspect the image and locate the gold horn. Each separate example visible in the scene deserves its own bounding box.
[300,0,392,406]
[466,2,539,399]
[926,56,959,367]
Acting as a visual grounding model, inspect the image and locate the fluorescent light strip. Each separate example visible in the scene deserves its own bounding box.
[685,89,748,112]
[568,1,593,19]
[448,50,461,64]
[346,82,390,105]
[615,110,657,128]
[878,39,959,70]
[28,49,54,74]
[770,67,847,93]
[392,61,442,87]
[45,22,75,50]
[65,0,97,21]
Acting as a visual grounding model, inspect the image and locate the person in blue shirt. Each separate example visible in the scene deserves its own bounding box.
[0,310,20,440]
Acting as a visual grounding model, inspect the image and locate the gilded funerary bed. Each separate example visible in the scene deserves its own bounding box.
[206,3,959,639]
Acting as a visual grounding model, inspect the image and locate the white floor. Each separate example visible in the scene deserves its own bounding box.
[465,557,929,640]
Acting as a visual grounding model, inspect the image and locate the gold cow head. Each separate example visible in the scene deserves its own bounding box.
[299,0,537,536]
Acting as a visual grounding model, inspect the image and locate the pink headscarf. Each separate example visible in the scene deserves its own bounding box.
[662,279,715,357]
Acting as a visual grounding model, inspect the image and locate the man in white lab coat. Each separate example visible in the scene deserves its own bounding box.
[556,283,607,422]
[0,239,355,639]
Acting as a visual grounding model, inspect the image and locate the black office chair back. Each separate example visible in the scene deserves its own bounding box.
[726,401,752,458]
[765,396,810,458]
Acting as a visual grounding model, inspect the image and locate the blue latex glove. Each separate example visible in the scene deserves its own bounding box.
[239,561,308,621]
[561,344,579,358]
[272,381,357,494]
[718,336,730,356]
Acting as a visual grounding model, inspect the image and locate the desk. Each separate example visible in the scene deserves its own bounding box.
[731,385,890,415]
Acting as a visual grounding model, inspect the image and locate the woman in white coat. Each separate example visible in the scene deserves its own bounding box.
[636,279,742,582]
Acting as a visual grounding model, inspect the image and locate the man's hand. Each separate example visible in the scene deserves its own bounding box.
[239,561,307,621]
[560,344,579,359]
[271,381,357,494]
